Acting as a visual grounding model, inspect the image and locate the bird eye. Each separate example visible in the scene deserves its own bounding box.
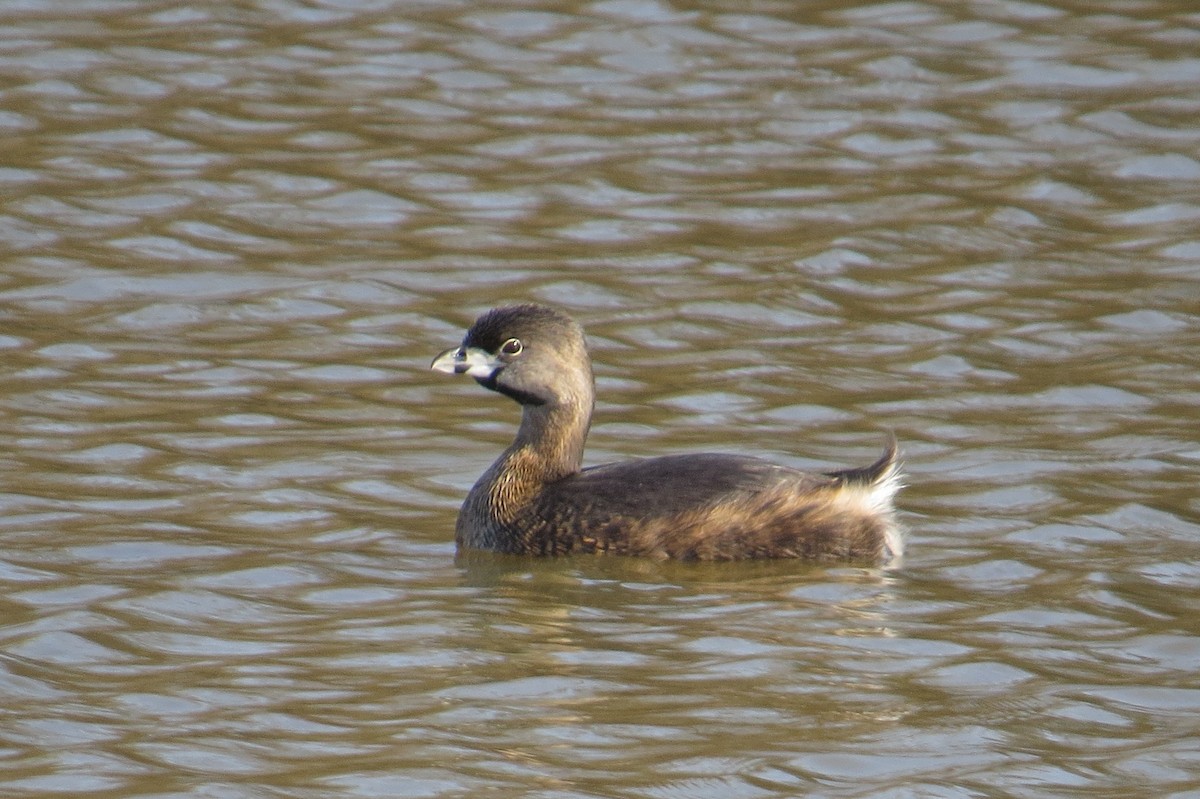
[500,338,523,357]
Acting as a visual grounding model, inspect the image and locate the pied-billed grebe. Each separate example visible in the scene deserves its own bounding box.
[431,304,903,561]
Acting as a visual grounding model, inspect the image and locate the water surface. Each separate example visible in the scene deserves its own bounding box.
[2,1,1199,797]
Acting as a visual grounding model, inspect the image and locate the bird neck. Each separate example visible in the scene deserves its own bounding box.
[508,389,593,482]
[463,360,595,544]
[468,393,591,537]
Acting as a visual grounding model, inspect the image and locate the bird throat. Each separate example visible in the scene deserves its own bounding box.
[510,400,590,484]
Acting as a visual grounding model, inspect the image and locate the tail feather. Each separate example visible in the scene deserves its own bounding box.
[824,433,904,561]
[825,433,899,487]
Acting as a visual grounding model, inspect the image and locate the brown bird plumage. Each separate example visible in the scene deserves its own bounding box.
[431,304,903,562]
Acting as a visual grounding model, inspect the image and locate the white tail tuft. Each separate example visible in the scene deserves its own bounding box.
[872,461,905,561]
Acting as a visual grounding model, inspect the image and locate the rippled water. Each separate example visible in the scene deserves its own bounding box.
[2,1,1199,797]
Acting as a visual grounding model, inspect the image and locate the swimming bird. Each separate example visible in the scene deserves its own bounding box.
[431,304,902,561]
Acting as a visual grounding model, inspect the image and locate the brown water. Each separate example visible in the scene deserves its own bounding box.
[2,1,1199,797]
